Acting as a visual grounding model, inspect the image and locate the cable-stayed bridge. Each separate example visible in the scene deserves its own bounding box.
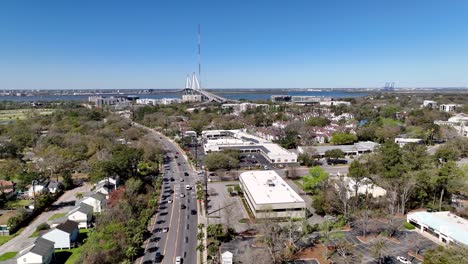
[181,73,234,103]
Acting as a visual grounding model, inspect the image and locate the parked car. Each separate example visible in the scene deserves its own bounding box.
[185,185,191,190]
[162,227,169,233]
[397,256,411,264]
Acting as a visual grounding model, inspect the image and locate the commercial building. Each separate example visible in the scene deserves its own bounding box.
[221,103,269,115]
[239,170,306,218]
[394,138,423,147]
[422,100,438,109]
[434,113,468,137]
[407,211,468,246]
[298,141,379,157]
[182,94,202,103]
[271,95,331,104]
[202,129,297,164]
[439,104,458,113]
[88,96,130,108]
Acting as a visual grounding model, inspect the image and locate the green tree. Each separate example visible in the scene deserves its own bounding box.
[306,117,331,127]
[330,132,357,145]
[435,145,460,163]
[423,245,468,264]
[204,152,238,171]
[348,160,368,210]
[324,149,345,163]
[302,166,329,194]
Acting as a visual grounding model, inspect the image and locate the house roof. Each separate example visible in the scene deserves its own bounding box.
[56,220,79,234]
[69,203,93,216]
[90,192,106,202]
[19,237,54,258]
[46,181,60,189]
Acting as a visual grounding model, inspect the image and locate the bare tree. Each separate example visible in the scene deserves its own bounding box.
[399,173,416,214]
[334,176,350,221]
[371,238,387,264]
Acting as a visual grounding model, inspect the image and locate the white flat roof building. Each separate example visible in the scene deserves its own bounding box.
[394,138,423,147]
[239,170,306,218]
[407,211,468,246]
[298,141,379,157]
[202,130,297,164]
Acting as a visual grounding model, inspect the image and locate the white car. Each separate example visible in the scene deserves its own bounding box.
[185,185,191,190]
[180,193,185,198]
[175,256,182,264]
[397,256,411,264]
[162,227,169,233]
[167,199,173,204]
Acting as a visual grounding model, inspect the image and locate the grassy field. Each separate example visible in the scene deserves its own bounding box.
[48,212,66,221]
[4,199,30,209]
[0,108,55,122]
[0,228,24,246]
[0,251,17,261]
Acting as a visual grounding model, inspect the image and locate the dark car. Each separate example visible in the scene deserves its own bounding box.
[184,172,189,176]
[191,209,197,215]
[170,177,175,181]
[175,156,179,159]
[181,204,186,209]
[155,252,163,263]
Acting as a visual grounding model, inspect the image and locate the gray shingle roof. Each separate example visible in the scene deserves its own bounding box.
[78,203,93,215]
[90,192,106,202]
[19,237,54,257]
[56,220,79,234]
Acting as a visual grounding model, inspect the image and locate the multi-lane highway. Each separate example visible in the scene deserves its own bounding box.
[134,122,199,264]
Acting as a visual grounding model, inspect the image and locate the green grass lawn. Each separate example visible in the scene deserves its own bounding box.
[48,212,66,221]
[54,229,89,264]
[4,199,30,209]
[0,228,24,246]
[0,109,55,122]
[0,251,17,261]
[55,247,83,264]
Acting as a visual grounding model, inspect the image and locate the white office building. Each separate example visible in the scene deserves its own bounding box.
[202,129,297,164]
[434,113,468,137]
[439,104,458,113]
[407,211,468,246]
[239,170,306,218]
[298,141,379,157]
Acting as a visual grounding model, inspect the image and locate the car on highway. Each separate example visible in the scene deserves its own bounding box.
[396,256,411,264]
[162,227,169,233]
[185,185,191,190]
[180,178,184,182]
[180,193,185,198]
[180,204,186,209]
[184,172,189,176]
[175,256,183,264]
[191,209,197,215]
[167,199,173,204]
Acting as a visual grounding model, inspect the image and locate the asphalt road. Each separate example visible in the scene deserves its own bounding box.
[134,123,198,264]
[0,183,92,256]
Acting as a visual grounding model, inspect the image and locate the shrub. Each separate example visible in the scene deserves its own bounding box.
[403,222,415,230]
[36,223,50,232]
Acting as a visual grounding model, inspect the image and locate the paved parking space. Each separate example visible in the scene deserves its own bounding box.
[206,182,249,232]
[332,230,437,264]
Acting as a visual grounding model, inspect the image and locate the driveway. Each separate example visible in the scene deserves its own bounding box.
[0,183,92,255]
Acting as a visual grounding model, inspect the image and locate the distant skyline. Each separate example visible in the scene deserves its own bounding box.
[1,0,468,90]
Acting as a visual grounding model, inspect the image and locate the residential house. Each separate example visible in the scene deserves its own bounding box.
[16,237,54,264]
[0,180,16,199]
[45,181,60,194]
[27,181,49,198]
[421,100,438,109]
[95,181,116,198]
[67,204,93,229]
[41,220,79,249]
[81,192,106,213]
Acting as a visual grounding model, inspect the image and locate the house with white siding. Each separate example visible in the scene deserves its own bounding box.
[41,220,79,249]
[67,204,93,229]
[16,237,54,264]
[81,192,106,213]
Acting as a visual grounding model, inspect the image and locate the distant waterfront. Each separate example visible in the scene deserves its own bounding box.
[0,89,368,102]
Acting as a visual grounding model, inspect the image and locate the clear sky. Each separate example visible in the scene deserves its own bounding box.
[1,0,467,89]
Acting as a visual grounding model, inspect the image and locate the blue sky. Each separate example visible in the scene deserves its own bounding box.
[0,0,467,89]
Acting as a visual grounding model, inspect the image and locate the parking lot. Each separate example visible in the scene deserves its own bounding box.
[332,230,437,264]
[206,181,249,232]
